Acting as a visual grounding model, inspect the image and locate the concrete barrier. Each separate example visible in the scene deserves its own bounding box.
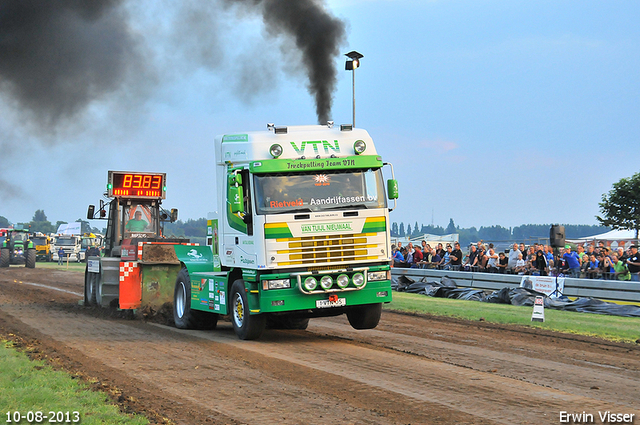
[391,268,640,305]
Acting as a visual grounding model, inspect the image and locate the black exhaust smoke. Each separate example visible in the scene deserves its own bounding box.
[0,0,145,128]
[236,0,347,124]
[0,0,346,128]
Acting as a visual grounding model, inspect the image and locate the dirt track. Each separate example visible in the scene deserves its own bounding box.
[1,267,639,424]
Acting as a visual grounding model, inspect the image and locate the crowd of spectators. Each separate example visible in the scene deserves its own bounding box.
[391,240,640,282]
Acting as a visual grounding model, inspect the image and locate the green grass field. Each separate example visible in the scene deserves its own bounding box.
[0,341,147,425]
[385,291,640,343]
[33,261,86,272]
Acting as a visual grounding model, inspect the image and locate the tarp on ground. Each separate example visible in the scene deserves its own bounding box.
[391,275,640,318]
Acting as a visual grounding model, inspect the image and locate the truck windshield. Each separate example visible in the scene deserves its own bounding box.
[57,237,76,246]
[32,237,47,245]
[253,168,386,215]
[10,232,28,242]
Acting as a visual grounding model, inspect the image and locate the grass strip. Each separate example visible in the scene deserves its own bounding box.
[385,292,640,343]
[28,262,86,272]
[0,341,148,425]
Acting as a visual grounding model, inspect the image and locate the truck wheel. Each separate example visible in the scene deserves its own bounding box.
[346,303,382,330]
[25,249,36,268]
[0,249,9,268]
[230,279,265,340]
[173,268,218,330]
[84,267,97,306]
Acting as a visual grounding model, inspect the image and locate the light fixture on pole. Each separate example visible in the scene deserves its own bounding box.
[345,51,363,128]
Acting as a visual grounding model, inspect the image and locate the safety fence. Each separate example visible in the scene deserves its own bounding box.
[391,268,640,305]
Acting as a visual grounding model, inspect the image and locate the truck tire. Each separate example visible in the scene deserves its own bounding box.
[0,249,9,268]
[84,267,97,306]
[173,268,218,330]
[25,249,36,268]
[230,279,266,340]
[346,303,382,330]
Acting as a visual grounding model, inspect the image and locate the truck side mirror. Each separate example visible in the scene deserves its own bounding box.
[87,205,95,220]
[229,185,244,214]
[228,172,245,214]
[170,208,178,222]
[387,179,399,200]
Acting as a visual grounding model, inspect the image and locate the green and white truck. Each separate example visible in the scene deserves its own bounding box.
[85,123,398,340]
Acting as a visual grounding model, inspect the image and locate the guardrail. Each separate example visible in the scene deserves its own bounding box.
[391,268,640,305]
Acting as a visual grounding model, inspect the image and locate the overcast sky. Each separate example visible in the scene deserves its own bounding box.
[1,0,638,231]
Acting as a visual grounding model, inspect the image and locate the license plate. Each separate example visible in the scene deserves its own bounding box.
[316,298,346,308]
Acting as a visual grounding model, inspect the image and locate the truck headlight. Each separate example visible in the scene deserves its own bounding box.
[367,270,389,282]
[337,274,349,289]
[270,144,283,158]
[352,273,365,288]
[262,278,291,290]
[353,140,366,154]
[320,275,333,290]
[303,276,318,291]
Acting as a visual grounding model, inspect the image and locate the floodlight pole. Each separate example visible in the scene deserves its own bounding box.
[345,51,363,128]
[351,68,356,127]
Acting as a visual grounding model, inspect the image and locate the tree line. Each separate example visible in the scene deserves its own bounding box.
[391,219,610,247]
[0,210,207,240]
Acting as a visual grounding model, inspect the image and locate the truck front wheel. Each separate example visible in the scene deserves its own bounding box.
[25,249,36,268]
[346,303,382,330]
[230,279,265,340]
[0,249,9,268]
[173,268,218,330]
[84,268,97,306]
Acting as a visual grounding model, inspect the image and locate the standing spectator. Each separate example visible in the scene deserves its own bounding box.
[440,245,452,269]
[601,248,614,279]
[514,254,527,274]
[533,250,548,276]
[617,247,627,263]
[519,243,526,257]
[423,246,433,264]
[486,248,499,273]
[406,243,415,267]
[463,245,478,271]
[450,242,463,269]
[436,243,445,259]
[586,244,596,259]
[392,246,406,267]
[57,247,65,265]
[586,254,600,279]
[411,245,423,268]
[563,245,581,278]
[421,241,430,256]
[508,243,521,270]
[526,246,536,263]
[497,252,508,273]
[476,249,488,272]
[580,255,590,278]
[611,255,630,281]
[577,245,586,260]
[429,248,442,269]
[544,245,554,266]
[626,245,640,282]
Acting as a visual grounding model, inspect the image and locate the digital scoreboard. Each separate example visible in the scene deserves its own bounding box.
[107,171,166,199]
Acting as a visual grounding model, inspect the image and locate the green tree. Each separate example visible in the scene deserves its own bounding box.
[597,172,640,239]
[76,219,92,234]
[30,209,54,233]
[399,222,405,237]
[0,215,10,228]
[445,218,457,235]
[391,222,398,237]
